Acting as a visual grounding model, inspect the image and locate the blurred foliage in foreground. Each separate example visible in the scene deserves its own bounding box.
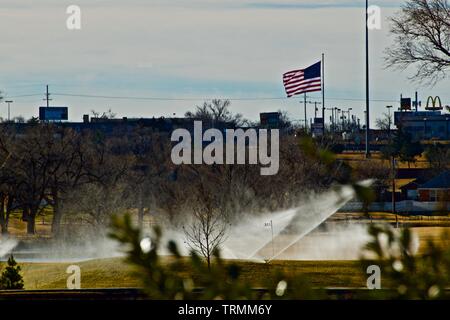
[110,215,450,300]
[109,137,450,300]
[361,224,450,300]
[110,214,323,300]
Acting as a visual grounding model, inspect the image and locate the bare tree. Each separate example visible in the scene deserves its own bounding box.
[185,99,245,126]
[91,109,117,119]
[0,127,19,234]
[375,113,392,131]
[44,128,87,236]
[127,127,172,228]
[183,182,228,270]
[12,125,57,234]
[385,0,450,84]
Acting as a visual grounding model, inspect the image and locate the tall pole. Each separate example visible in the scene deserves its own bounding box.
[304,93,307,131]
[45,85,52,108]
[5,100,13,121]
[365,0,371,158]
[322,53,325,135]
[415,91,419,112]
[331,108,335,132]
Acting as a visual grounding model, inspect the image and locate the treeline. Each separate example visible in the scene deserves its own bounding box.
[0,122,356,239]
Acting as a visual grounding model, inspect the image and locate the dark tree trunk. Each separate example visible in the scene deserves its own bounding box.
[0,221,7,235]
[51,194,62,236]
[23,207,37,235]
[27,214,36,235]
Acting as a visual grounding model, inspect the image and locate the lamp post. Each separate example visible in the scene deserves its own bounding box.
[346,108,352,130]
[5,100,13,122]
[337,108,341,131]
[327,108,334,132]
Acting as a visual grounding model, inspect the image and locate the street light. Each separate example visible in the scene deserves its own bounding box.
[327,108,334,132]
[345,108,353,129]
[4,100,13,122]
[336,108,342,131]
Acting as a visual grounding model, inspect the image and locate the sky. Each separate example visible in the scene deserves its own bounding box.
[0,0,449,126]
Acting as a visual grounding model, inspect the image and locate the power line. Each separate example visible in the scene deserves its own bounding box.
[53,92,286,101]
[49,92,400,103]
[6,93,42,98]
[3,90,402,104]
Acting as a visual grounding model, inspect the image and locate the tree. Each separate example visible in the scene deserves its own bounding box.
[183,181,228,270]
[91,109,117,119]
[381,129,423,168]
[185,99,245,126]
[0,127,19,234]
[44,128,87,236]
[424,143,450,173]
[0,256,24,290]
[12,126,61,234]
[126,127,172,228]
[399,138,424,168]
[375,113,392,131]
[386,0,450,84]
[62,132,133,234]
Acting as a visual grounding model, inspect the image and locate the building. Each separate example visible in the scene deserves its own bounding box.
[417,171,450,202]
[394,110,450,141]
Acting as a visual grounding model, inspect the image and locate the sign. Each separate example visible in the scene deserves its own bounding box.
[39,107,68,121]
[401,98,411,110]
[425,96,443,111]
[311,118,324,137]
[260,112,280,128]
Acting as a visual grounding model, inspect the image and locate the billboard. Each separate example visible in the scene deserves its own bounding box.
[401,98,412,110]
[39,107,68,121]
[260,112,280,128]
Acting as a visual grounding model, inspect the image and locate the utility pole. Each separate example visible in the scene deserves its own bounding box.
[5,100,13,121]
[44,85,52,107]
[414,91,419,112]
[365,0,371,158]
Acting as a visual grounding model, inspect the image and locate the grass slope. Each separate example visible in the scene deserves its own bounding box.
[1,258,364,290]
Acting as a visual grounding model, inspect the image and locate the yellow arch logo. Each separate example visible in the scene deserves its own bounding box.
[426,96,443,110]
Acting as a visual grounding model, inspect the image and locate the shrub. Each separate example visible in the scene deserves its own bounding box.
[0,255,24,290]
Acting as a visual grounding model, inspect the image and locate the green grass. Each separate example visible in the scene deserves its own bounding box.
[1,258,365,290]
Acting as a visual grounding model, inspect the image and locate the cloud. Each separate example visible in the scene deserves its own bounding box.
[0,0,448,124]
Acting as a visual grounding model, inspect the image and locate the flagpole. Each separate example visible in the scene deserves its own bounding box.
[304,93,307,131]
[365,0,371,158]
[322,53,325,135]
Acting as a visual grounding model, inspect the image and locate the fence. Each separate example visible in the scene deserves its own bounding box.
[340,200,450,214]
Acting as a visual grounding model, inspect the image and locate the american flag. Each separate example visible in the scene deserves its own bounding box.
[283,61,321,98]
